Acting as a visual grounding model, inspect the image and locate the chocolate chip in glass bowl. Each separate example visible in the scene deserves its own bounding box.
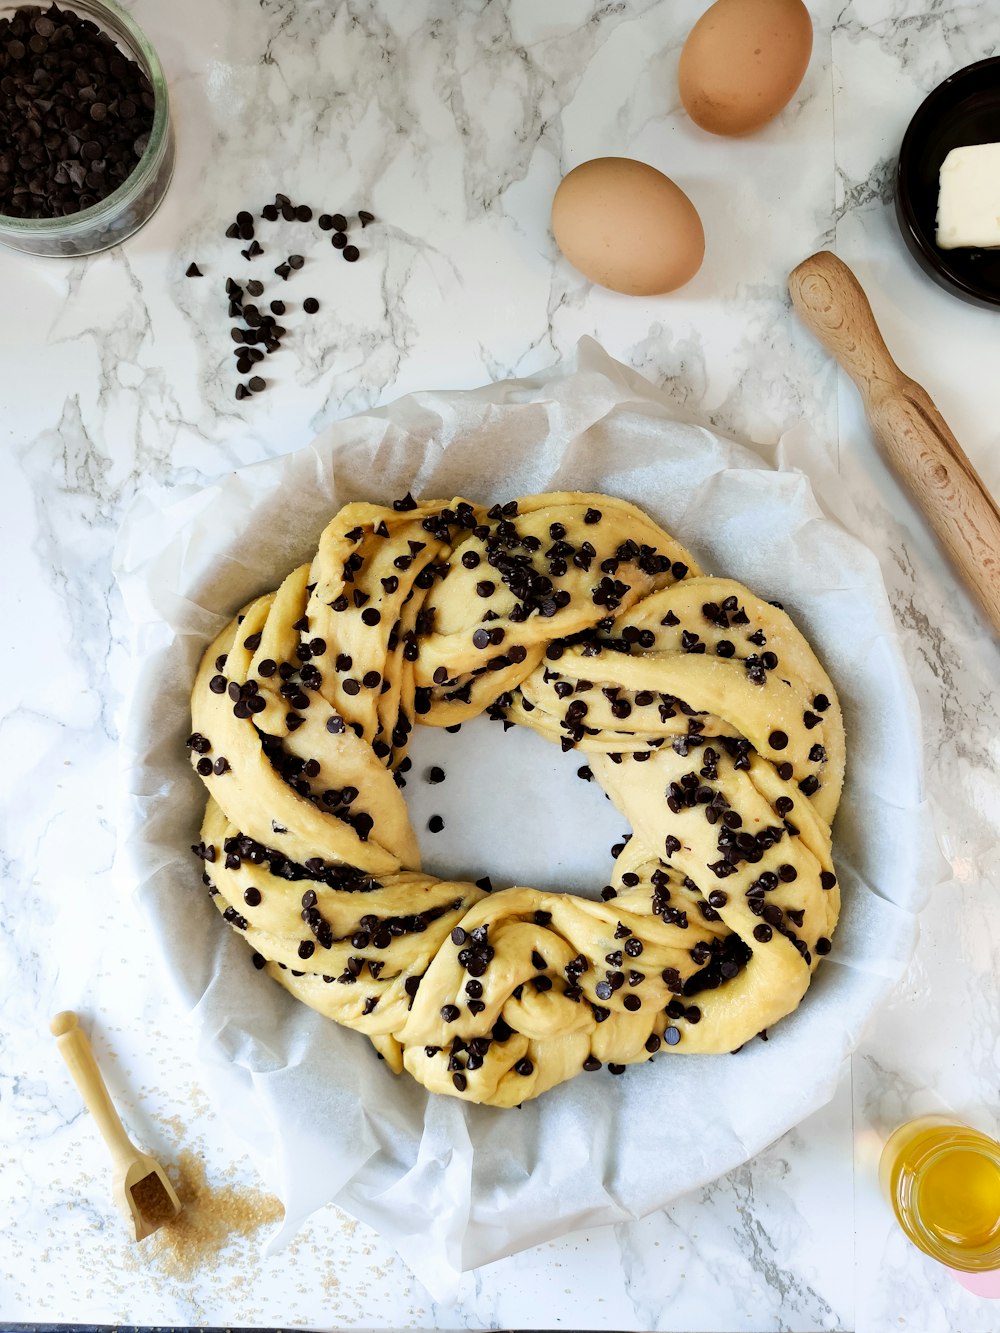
[0,3,156,223]
[0,2,175,257]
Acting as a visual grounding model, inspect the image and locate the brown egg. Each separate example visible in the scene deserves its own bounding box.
[551,157,704,296]
[679,0,813,137]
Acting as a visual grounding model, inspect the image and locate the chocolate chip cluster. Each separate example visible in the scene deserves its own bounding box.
[0,3,154,218]
[188,492,844,1107]
[184,194,375,400]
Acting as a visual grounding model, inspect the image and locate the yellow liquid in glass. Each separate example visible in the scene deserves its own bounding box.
[917,1148,1000,1248]
[880,1117,1000,1271]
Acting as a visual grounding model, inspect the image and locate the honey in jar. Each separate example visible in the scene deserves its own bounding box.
[879,1115,1000,1273]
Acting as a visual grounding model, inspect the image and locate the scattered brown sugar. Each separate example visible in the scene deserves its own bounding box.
[136,1147,283,1279]
[130,1171,177,1227]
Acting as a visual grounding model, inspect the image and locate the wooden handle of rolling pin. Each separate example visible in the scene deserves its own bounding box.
[788,250,1000,635]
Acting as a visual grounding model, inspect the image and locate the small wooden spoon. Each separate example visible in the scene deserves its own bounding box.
[50,1010,181,1240]
[789,250,1000,636]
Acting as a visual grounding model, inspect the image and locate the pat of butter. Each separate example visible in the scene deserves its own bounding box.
[936,142,1000,250]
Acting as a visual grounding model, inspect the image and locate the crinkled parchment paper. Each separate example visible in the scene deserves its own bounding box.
[114,338,940,1299]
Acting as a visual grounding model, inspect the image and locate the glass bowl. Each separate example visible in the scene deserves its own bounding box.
[0,0,174,256]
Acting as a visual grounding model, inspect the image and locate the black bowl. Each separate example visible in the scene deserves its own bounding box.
[895,57,1000,309]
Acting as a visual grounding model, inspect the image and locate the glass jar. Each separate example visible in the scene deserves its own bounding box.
[0,0,173,256]
[879,1115,1000,1274]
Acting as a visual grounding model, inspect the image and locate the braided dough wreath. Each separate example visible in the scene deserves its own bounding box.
[188,492,844,1108]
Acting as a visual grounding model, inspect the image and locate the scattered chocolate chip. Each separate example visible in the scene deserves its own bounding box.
[343,244,359,262]
[185,262,202,277]
[428,815,444,833]
[303,296,319,313]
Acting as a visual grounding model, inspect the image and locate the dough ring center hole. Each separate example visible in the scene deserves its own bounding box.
[403,713,630,896]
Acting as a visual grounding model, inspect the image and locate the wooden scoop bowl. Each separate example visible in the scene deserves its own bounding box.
[50,1010,181,1241]
[789,250,1000,635]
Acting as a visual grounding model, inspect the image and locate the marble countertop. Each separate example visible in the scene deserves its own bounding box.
[1,0,999,1329]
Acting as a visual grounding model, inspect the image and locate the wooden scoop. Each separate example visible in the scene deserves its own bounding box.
[788,250,1000,635]
[50,1010,181,1240]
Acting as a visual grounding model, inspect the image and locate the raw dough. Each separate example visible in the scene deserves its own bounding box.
[188,493,844,1107]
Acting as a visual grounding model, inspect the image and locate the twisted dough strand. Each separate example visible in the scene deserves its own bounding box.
[188,493,844,1106]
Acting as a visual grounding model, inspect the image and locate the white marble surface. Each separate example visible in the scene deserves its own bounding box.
[0,0,998,1329]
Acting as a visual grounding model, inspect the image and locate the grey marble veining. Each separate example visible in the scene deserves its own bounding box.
[1,0,999,1328]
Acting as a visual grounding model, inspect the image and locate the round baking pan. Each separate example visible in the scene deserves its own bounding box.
[895,57,1000,309]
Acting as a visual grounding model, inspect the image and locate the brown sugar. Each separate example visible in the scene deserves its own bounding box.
[137,1147,283,1280]
[130,1171,177,1227]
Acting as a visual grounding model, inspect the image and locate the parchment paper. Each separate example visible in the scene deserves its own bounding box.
[114,338,939,1300]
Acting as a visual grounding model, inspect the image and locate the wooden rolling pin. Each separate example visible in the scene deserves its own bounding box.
[788,250,1000,635]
